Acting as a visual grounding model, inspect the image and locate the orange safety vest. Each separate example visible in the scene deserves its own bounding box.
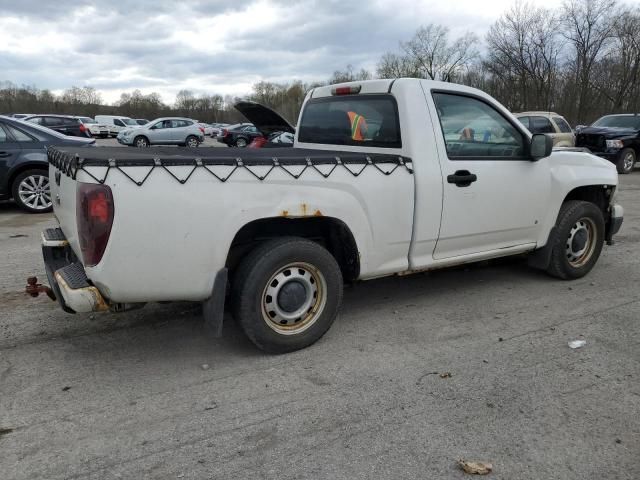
[347,111,367,141]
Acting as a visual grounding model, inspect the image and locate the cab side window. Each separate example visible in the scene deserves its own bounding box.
[530,116,554,134]
[432,93,526,159]
[114,119,125,127]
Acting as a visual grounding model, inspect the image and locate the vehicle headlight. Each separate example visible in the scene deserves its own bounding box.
[606,139,624,149]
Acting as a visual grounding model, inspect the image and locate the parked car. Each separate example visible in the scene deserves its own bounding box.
[575,114,640,174]
[94,115,140,137]
[515,112,575,147]
[217,123,262,147]
[198,123,215,136]
[41,78,622,353]
[76,116,110,138]
[232,101,296,149]
[249,131,295,148]
[135,119,149,125]
[0,116,94,213]
[24,115,92,138]
[209,123,229,138]
[117,117,204,147]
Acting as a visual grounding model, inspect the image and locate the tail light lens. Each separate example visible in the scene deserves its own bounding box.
[222,129,229,137]
[77,183,114,267]
[249,136,267,148]
[79,123,87,132]
[199,126,205,134]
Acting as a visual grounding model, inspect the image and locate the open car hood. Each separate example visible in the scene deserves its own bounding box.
[234,101,295,136]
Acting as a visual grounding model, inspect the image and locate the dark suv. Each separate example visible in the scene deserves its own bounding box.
[23,115,92,138]
[0,116,94,213]
[576,114,640,174]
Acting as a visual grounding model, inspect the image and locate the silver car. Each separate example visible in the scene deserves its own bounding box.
[117,117,204,148]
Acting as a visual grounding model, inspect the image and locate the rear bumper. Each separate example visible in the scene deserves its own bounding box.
[42,228,109,314]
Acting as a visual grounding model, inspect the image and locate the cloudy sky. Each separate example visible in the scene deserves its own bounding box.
[0,0,564,104]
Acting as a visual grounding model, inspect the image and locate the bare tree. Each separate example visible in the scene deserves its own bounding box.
[485,1,561,111]
[561,0,617,122]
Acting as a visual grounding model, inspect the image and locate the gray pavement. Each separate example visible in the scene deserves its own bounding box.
[1,167,639,479]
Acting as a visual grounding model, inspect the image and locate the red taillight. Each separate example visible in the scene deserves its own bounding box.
[79,123,87,132]
[199,127,205,134]
[248,136,267,148]
[222,128,229,137]
[331,85,362,95]
[77,183,114,267]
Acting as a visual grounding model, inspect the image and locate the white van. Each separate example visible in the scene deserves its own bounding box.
[94,115,140,137]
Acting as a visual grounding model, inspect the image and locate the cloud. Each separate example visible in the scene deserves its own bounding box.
[0,0,564,104]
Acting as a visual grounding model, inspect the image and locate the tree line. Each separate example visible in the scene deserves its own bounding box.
[1,0,638,126]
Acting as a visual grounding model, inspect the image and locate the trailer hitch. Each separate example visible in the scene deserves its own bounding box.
[26,276,56,301]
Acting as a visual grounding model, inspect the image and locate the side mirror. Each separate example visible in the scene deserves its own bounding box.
[530,133,553,161]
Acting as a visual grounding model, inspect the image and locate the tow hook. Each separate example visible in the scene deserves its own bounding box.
[26,276,56,301]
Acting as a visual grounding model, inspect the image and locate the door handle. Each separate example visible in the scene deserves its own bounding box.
[0,152,11,158]
[447,170,477,187]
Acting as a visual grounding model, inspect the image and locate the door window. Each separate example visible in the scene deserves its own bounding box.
[113,119,125,127]
[552,116,572,133]
[44,117,63,127]
[432,93,525,159]
[5,124,36,142]
[26,117,44,125]
[530,116,554,134]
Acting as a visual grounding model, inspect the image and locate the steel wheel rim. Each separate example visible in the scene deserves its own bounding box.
[566,217,596,267]
[18,174,51,210]
[261,262,327,335]
[187,137,198,147]
[624,152,634,171]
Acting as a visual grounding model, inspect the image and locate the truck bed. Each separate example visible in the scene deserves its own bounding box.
[48,146,413,185]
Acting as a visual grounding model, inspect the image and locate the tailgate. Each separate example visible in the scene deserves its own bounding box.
[49,162,82,260]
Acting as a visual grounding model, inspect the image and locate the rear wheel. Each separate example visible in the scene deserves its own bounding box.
[235,137,248,148]
[232,237,343,353]
[616,148,636,174]
[133,136,149,148]
[12,169,52,213]
[546,200,605,279]
[186,135,199,148]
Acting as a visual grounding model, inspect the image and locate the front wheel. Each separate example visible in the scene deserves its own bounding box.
[546,200,605,279]
[616,148,636,174]
[232,237,343,353]
[133,136,149,148]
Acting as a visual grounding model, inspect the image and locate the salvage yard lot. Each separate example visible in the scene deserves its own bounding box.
[1,174,639,479]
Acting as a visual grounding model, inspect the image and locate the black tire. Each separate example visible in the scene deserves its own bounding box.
[616,148,636,174]
[133,136,149,148]
[232,237,343,353]
[186,135,199,148]
[235,137,248,148]
[546,200,605,279]
[11,169,52,213]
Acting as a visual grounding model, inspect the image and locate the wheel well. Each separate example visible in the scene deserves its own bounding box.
[563,185,611,217]
[226,217,360,281]
[8,163,48,194]
[133,134,149,142]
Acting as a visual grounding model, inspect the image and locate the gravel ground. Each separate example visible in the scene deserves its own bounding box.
[0,167,639,480]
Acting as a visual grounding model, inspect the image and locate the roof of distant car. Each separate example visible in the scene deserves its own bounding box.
[515,111,564,117]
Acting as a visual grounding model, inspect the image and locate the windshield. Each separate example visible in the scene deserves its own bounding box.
[592,115,640,129]
[122,118,138,126]
[298,94,401,148]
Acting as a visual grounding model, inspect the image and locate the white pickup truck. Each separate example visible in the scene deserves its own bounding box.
[38,79,623,353]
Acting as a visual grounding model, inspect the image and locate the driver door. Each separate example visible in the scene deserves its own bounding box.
[429,91,551,259]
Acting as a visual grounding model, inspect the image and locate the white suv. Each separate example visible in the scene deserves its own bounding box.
[116,117,205,147]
